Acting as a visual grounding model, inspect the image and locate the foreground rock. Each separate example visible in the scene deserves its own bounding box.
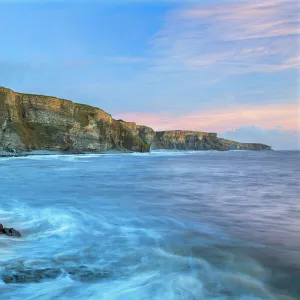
[3,268,61,284]
[0,86,271,154]
[0,224,21,237]
[2,266,111,284]
[66,266,111,282]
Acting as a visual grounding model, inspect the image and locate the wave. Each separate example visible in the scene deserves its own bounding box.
[0,200,298,299]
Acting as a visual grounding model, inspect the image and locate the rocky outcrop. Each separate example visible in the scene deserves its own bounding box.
[0,223,21,237]
[0,86,271,155]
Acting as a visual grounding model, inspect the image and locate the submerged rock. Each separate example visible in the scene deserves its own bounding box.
[2,266,112,284]
[66,266,111,282]
[0,224,21,237]
[2,228,21,237]
[2,268,61,284]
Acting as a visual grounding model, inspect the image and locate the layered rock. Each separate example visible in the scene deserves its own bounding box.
[118,120,156,146]
[218,138,272,150]
[0,86,271,155]
[153,130,271,151]
[0,87,149,155]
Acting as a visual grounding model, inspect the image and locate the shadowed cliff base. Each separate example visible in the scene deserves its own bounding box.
[0,86,271,156]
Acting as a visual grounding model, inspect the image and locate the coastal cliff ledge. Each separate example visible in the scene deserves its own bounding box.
[0,86,271,155]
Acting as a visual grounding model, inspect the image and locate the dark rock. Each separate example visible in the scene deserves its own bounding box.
[2,266,111,284]
[0,223,3,231]
[66,266,111,282]
[2,268,62,284]
[1,227,21,237]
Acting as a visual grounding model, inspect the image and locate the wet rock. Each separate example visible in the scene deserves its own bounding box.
[2,268,62,284]
[2,266,112,284]
[1,227,21,237]
[66,266,111,282]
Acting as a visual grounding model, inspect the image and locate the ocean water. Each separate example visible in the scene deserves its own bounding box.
[0,150,299,300]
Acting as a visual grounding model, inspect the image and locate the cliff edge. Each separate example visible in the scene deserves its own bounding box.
[0,86,271,155]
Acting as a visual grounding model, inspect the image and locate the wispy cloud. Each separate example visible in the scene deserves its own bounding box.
[181,1,299,40]
[152,0,300,73]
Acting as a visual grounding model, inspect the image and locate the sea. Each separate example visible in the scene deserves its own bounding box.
[0,150,299,300]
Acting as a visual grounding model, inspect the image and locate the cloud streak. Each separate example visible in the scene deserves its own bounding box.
[114,103,299,132]
[182,1,299,40]
[152,0,300,73]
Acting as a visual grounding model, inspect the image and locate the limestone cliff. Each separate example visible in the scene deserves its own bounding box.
[217,138,272,150]
[0,87,149,155]
[0,86,271,155]
[153,131,271,151]
[118,120,156,146]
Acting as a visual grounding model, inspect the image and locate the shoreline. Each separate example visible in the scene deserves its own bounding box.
[0,148,275,158]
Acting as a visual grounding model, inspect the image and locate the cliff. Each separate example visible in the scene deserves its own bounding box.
[217,138,272,150]
[153,131,271,151]
[0,86,271,155]
[0,87,149,155]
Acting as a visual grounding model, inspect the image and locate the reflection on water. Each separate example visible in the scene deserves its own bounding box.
[0,150,299,299]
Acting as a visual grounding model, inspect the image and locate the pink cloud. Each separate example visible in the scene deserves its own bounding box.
[114,103,299,133]
[152,0,299,74]
[181,0,300,40]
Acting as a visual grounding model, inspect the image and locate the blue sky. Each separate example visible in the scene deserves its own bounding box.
[0,0,299,149]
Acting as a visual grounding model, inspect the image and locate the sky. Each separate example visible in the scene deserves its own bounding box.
[0,0,299,150]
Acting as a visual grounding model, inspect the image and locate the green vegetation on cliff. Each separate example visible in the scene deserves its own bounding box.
[0,86,150,154]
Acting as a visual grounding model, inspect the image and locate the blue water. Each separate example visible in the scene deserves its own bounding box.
[0,150,299,299]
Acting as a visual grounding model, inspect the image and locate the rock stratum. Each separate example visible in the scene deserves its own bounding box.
[0,86,271,155]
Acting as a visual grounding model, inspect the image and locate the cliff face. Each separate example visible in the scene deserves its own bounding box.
[153,131,221,150]
[0,86,271,155]
[0,87,149,154]
[217,138,272,150]
[118,120,156,146]
[153,131,271,151]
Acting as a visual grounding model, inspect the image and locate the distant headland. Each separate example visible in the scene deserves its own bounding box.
[0,86,271,156]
